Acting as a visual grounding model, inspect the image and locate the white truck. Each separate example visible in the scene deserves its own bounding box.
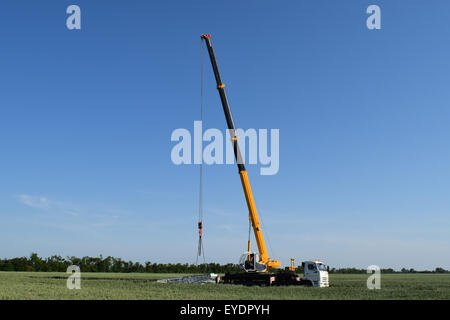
[301,260,330,287]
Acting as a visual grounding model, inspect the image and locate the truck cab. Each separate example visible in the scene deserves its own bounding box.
[302,260,329,287]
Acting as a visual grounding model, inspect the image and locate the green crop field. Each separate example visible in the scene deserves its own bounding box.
[0,272,449,300]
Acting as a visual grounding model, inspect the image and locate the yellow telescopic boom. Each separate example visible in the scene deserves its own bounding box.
[201,34,280,270]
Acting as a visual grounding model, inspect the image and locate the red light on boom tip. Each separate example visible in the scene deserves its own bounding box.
[201,34,211,39]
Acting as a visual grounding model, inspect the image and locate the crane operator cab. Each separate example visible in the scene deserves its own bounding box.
[239,252,267,273]
[302,260,330,287]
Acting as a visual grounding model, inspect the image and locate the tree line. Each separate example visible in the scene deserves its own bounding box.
[0,253,448,274]
[326,267,449,274]
[0,253,242,273]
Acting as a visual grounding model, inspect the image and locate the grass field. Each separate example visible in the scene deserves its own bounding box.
[0,272,449,300]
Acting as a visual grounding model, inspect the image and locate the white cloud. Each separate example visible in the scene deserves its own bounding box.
[218,224,233,231]
[15,194,129,230]
[16,194,81,217]
[17,194,52,209]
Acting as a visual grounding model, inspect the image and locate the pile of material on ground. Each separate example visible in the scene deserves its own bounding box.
[156,273,218,284]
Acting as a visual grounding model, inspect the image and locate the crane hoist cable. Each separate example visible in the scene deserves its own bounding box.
[196,37,206,265]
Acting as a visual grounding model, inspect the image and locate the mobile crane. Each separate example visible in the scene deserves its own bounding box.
[201,34,329,287]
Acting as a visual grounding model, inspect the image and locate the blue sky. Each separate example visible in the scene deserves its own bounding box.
[0,0,449,270]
